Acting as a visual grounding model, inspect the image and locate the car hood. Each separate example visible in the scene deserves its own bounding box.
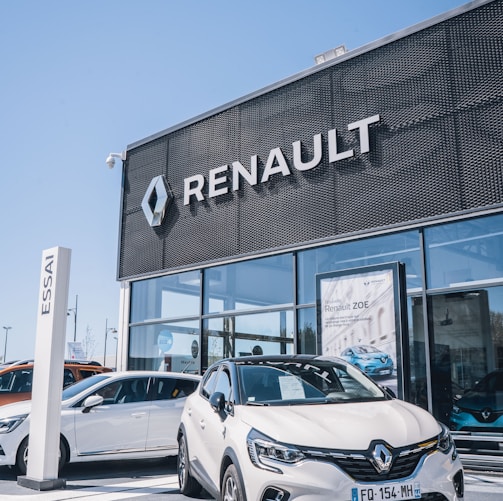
[0,400,32,418]
[239,399,440,450]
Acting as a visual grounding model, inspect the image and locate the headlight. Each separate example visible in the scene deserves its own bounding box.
[437,423,456,456]
[247,429,304,473]
[0,414,28,434]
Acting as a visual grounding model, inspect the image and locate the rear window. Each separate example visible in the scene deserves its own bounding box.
[153,377,199,400]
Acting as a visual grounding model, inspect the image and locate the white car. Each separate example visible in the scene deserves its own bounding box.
[0,370,200,474]
[177,355,464,501]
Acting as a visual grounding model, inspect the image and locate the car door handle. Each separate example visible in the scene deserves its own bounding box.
[199,419,205,430]
[131,412,147,418]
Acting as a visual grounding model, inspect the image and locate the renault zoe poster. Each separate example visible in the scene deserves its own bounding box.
[316,262,407,398]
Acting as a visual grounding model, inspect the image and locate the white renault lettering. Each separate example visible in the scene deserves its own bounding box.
[183,114,380,205]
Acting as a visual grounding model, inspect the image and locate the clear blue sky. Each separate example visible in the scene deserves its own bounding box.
[0,0,471,362]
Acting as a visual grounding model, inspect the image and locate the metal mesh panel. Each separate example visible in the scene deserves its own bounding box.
[119,1,503,280]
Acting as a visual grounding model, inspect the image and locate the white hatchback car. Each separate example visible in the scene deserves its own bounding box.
[178,355,464,501]
[0,370,200,474]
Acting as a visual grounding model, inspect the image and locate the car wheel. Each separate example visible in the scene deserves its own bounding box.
[222,464,246,501]
[16,436,67,476]
[177,433,201,496]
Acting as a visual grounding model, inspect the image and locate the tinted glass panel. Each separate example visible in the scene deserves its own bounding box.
[0,368,33,393]
[128,320,200,373]
[130,270,200,323]
[152,377,198,400]
[408,296,428,411]
[204,254,293,314]
[297,308,317,355]
[202,311,294,371]
[424,214,503,289]
[428,288,503,451]
[297,231,422,304]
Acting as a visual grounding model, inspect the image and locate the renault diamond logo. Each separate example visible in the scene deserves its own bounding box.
[142,175,173,227]
[481,408,492,421]
[371,443,393,474]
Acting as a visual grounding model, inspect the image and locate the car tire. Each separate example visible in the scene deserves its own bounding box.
[177,433,201,496]
[16,436,67,476]
[222,464,246,501]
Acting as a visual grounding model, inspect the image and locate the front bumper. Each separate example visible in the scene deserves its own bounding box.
[243,448,464,501]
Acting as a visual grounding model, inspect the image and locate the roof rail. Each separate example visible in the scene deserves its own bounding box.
[64,359,103,366]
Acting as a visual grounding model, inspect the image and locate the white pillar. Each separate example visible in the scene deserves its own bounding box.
[18,246,71,490]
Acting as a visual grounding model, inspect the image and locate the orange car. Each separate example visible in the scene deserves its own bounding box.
[0,359,113,407]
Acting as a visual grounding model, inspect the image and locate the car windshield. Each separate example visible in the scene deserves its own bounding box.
[353,345,379,354]
[472,371,503,394]
[62,374,111,400]
[237,358,386,405]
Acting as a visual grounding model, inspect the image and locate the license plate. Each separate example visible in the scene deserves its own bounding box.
[351,482,421,501]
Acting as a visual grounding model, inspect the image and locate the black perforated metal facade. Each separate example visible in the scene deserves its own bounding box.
[118,0,503,280]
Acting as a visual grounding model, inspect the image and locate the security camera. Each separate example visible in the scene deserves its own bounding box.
[106,154,116,169]
[106,151,126,169]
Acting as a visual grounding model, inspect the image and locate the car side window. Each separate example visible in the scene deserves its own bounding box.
[153,378,198,400]
[12,369,33,393]
[94,381,123,405]
[0,369,33,393]
[213,369,232,402]
[201,367,219,399]
[115,378,149,403]
[82,378,150,406]
[63,369,76,388]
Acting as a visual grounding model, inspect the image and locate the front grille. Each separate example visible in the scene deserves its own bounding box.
[470,410,503,424]
[332,450,423,481]
[300,438,437,482]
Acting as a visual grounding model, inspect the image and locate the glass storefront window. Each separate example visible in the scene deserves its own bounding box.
[408,296,429,411]
[425,214,503,290]
[203,254,293,314]
[128,320,200,373]
[130,271,200,323]
[428,287,503,452]
[297,307,317,355]
[202,310,294,370]
[297,231,422,305]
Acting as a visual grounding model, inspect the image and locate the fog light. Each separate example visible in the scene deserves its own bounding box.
[262,486,290,501]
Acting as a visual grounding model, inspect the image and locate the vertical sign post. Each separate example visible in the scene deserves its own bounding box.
[17,247,71,491]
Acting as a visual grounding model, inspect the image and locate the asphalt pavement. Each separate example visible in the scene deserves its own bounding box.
[0,458,502,500]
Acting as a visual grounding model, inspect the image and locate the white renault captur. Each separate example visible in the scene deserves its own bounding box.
[178,355,464,501]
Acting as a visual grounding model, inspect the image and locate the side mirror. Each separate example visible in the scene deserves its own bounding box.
[82,394,104,413]
[382,386,396,399]
[209,391,226,413]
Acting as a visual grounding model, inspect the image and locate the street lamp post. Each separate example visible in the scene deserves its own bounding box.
[113,336,118,370]
[104,319,117,367]
[2,326,12,363]
[67,295,78,342]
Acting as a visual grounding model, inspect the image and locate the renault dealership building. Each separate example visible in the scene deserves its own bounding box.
[114,0,502,467]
